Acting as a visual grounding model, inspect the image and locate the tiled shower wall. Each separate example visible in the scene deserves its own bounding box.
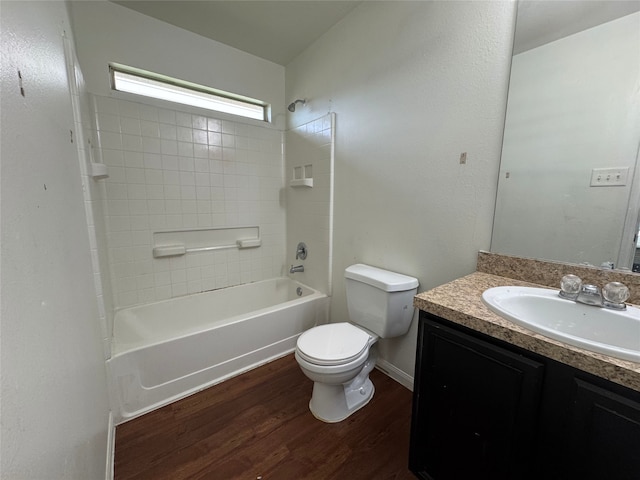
[64,35,114,356]
[285,114,334,295]
[92,95,286,308]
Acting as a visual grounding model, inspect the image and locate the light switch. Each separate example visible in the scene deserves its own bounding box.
[590,167,629,187]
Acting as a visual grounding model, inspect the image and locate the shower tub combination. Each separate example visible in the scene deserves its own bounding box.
[107,278,328,423]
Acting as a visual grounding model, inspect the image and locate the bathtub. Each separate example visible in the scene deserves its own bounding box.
[107,278,328,423]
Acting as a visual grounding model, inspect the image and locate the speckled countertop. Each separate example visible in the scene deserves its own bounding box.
[414,270,640,392]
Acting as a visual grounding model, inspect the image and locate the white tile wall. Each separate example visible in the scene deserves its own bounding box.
[64,34,114,358]
[286,114,334,295]
[93,95,286,308]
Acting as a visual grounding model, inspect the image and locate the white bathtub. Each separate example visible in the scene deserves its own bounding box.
[107,278,328,423]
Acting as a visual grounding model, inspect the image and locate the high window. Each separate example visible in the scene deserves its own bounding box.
[110,64,268,121]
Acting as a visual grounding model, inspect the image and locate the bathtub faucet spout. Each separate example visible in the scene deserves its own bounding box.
[290,264,304,274]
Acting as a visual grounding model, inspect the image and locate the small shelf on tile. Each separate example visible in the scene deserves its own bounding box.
[290,178,313,188]
[90,162,109,180]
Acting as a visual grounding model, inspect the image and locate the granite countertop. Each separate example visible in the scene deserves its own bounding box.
[414,271,640,392]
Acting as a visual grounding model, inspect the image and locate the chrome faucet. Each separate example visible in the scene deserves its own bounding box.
[559,275,629,310]
[290,264,304,274]
[576,284,603,306]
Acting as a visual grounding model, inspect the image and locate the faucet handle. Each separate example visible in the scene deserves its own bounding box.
[559,274,582,299]
[295,242,307,260]
[603,282,629,310]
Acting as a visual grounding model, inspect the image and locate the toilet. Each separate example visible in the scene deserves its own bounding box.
[295,264,419,423]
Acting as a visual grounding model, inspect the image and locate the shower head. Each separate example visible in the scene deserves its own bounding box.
[288,99,306,112]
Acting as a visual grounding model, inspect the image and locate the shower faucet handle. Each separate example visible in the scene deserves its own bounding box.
[296,242,308,260]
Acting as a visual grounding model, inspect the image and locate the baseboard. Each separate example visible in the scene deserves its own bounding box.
[375,359,414,392]
[105,411,115,480]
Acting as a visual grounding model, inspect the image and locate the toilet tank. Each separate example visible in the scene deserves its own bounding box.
[345,264,419,338]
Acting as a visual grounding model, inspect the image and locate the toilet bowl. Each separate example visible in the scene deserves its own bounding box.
[295,264,419,423]
[295,322,378,422]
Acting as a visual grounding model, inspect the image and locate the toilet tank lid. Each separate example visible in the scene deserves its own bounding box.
[345,264,419,292]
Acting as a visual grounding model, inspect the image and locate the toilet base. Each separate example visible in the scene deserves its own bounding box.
[309,377,375,423]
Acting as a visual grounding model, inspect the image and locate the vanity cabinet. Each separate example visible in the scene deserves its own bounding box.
[559,378,640,479]
[409,313,544,480]
[409,312,640,480]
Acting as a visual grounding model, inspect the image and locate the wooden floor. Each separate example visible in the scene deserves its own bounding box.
[115,354,416,480]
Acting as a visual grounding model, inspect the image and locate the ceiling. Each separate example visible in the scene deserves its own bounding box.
[514,0,640,54]
[112,1,361,66]
[112,1,639,63]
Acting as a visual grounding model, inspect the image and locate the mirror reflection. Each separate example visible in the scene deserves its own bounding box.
[491,1,640,270]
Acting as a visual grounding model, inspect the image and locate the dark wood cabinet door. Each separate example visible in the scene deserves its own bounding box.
[410,316,545,480]
[564,377,640,480]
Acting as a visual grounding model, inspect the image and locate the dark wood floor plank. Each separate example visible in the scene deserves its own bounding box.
[115,354,416,480]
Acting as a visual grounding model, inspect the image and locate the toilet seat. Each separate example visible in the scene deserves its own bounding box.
[296,323,373,366]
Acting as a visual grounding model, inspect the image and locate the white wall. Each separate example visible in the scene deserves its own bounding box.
[1,1,111,478]
[69,0,286,129]
[286,1,516,379]
[492,12,640,267]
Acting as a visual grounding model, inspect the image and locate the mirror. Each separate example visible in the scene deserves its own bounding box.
[491,0,640,270]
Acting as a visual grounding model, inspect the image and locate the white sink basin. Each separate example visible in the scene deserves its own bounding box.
[482,286,640,363]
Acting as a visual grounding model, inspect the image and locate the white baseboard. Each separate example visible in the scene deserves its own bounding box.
[375,359,414,392]
[105,411,115,480]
